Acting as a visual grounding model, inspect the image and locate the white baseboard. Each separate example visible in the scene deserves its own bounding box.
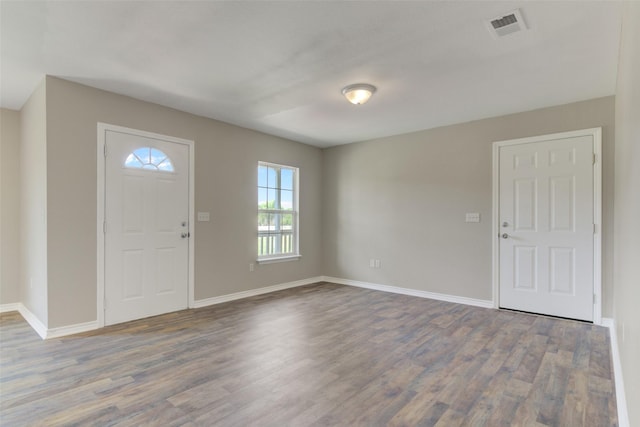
[0,302,21,313]
[322,276,494,309]
[46,321,99,339]
[17,304,47,340]
[193,276,324,309]
[14,277,326,338]
[10,303,98,340]
[601,318,630,427]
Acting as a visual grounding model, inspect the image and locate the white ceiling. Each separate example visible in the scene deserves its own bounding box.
[0,1,623,147]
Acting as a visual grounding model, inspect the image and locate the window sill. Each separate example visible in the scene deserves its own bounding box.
[257,255,301,265]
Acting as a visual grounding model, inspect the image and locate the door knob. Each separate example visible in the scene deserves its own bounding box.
[181,232,190,239]
[501,233,509,239]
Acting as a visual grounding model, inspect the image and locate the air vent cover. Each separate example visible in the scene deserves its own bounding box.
[487,9,527,38]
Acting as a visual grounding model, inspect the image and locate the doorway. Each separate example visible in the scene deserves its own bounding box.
[97,124,194,326]
[492,128,602,322]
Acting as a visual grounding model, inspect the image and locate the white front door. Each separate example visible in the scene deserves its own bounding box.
[497,130,598,321]
[104,129,190,325]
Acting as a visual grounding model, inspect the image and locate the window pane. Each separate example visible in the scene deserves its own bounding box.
[268,213,278,231]
[125,147,174,172]
[258,211,269,227]
[267,167,277,188]
[258,165,268,187]
[133,147,151,164]
[125,154,143,168]
[282,213,293,229]
[267,188,277,209]
[265,214,271,231]
[281,168,294,190]
[150,148,166,165]
[258,233,268,256]
[281,190,293,210]
[268,234,275,254]
[157,159,174,172]
[258,188,268,208]
[281,232,293,254]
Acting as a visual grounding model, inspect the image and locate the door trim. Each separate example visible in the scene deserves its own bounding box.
[491,128,602,324]
[96,123,195,328]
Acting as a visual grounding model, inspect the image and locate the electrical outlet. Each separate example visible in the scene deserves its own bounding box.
[249,263,254,272]
[375,259,381,268]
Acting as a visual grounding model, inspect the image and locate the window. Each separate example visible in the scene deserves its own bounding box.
[124,147,174,172]
[257,162,299,261]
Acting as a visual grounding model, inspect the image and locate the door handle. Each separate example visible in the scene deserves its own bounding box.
[501,233,509,239]
[181,232,190,239]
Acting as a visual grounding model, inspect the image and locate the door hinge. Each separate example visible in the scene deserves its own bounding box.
[103,221,107,234]
[593,293,597,304]
[104,144,107,157]
[593,153,596,165]
[593,223,596,234]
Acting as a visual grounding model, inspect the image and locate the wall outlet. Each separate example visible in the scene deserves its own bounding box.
[197,212,210,222]
[249,263,254,272]
[375,259,381,268]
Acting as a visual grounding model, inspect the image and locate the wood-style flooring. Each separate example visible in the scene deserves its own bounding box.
[0,282,618,426]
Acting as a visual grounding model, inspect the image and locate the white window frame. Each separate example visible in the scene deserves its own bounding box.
[257,161,300,263]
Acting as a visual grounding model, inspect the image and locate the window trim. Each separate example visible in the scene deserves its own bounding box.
[257,255,302,265]
[257,161,300,262]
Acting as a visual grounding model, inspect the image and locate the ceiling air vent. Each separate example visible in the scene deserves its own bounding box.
[487,9,527,38]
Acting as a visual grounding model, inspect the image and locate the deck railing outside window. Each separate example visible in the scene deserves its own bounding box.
[257,162,299,260]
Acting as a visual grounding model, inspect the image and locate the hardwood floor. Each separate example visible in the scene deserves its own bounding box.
[0,283,618,426]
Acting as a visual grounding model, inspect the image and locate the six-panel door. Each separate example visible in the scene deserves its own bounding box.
[499,135,594,321]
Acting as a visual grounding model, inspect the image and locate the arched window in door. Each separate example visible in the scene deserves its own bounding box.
[124,147,174,172]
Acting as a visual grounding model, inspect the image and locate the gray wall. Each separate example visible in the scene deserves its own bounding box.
[44,76,323,328]
[613,2,640,424]
[11,79,621,333]
[19,79,49,324]
[0,108,21,304]
[9,71,636,419]
[322,97,615,312]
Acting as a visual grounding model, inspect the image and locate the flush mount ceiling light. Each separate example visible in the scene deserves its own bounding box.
[341,83,376,105]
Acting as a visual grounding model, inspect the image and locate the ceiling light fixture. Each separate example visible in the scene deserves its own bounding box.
[341,83,376,105]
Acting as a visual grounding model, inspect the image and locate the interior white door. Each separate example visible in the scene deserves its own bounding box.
[499,135,595,321]
[104,130,189,325]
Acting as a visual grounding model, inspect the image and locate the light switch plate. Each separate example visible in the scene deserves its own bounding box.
[465,213,480,223]
[197,212,210,222]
